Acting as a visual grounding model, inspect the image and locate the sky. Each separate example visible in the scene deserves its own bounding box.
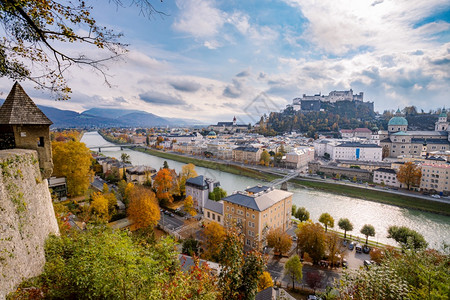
[0,0,449,124]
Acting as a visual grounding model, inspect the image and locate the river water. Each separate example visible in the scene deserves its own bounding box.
[81,131,450,248]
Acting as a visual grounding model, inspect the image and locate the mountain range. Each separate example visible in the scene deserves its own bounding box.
[0,100,204,128]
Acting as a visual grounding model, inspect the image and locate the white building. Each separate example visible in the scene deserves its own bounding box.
[185,175,220,212]
[333,142,382,162]
[373,168,402,188]
[285,147,315,169]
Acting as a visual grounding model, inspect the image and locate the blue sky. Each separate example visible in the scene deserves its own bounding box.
[1,0,449,123]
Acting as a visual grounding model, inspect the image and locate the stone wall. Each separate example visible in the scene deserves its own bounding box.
[0,149,59,299]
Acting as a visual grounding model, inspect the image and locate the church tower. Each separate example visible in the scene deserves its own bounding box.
[435,108,448,131]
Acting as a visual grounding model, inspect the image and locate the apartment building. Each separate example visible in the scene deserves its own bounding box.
[420,163,450,194]
[222,185,293,249]
[232,146,263,164]
[285,147,315,169]
[373,168,402,188]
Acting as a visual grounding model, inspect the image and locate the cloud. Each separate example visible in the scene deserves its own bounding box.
[236,70,250,77]
[139,91,186,106]
[170,80,201,92]
[223,80,242,98]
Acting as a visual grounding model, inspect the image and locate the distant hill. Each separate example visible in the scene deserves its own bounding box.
[0,100,205,128]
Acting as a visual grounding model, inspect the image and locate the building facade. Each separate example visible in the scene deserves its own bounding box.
[185,175,220,212]
[373,168,402,188]
[232,146,263,164]
[222,186,293,249]
[420,163,450,194]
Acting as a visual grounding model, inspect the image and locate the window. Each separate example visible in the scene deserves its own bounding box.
[218,216,221,222]
[37,137,44,147]
[246,239,251,245]
[212,213,215,220]
[252,214,255,219]
[207,211,210,218]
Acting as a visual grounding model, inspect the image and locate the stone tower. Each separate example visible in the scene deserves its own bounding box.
[434,108,448,131]
[0,82,53,178]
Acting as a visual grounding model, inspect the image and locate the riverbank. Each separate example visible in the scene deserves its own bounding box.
[129,146,450,216]
[132,147,278,182]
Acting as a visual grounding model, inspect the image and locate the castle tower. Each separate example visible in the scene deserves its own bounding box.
[233,116,237,126]
[0,82,53,178]
[435,108,448,131]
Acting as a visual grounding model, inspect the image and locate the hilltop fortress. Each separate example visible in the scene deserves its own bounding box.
[288,89,374,113]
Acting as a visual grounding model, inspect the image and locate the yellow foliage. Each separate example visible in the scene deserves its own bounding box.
[90,192,109,221]
[104,192,117,210]
[153,168,174,203]
[203,222,226,261]
[124,182,135,201]
[52,140,93,196]
[258,271,273,292]
[127,186,160,230]
[184,195,197,216]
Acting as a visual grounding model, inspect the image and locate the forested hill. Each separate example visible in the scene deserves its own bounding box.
[259,101,379,136]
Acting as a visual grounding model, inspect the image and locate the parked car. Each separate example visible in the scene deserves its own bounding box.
[355,244,362,253]
[348,242,355,250]
[291,235,298,242]
[431,194,441,199]
[363,245,371,254]
[308,296,322,300]
[364,260,372,268]
[342,240,348,247]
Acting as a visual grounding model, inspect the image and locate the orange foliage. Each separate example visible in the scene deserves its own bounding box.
[127,185,160,230]
[153,168,174,203]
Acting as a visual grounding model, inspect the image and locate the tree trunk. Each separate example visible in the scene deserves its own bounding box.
[344,230,347,239]
[365,236,368,244]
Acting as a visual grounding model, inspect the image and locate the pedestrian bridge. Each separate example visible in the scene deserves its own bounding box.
[88,144,140,152]
[269,171,300,190]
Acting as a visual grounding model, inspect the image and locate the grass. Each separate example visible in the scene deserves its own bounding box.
[127,146,449,216]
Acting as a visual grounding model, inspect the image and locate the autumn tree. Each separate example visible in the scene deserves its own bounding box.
[397,161,422,190]
[387,226,428,250]
[360,224,375,244]
[260,150,270,166]
[52,140,93,196]
[326,232,340,268]
[179,163,198,196]
[183,195,197,217]
[90,192,109,222]
[295,207,310,222]
[209,186,227,201]
[217,227,265,300]
[338,218,353,239]
[284,255,303,290]
[0,1,161,99]
[296,221,326,264]
[127,185,160,230]
[203,222,226,261]
[266,228,292,256]
[257,271,273,292]
[305,271,324,293]
[319,212,334,232]
[153,168,174,203]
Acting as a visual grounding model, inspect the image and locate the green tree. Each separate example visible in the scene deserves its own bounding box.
[163,160,169,169]
[318,212,334,232]
[0,1,160,100]
[295,207,310,222]
[121,153,131,164]
[182,237,200,256]
[291,204,297,216]
[360,224,376,244]
[387,226,428,250]
[209,186,227,201]
[284,255,303,290]
[217,228,265,300]
[338,218,353,239]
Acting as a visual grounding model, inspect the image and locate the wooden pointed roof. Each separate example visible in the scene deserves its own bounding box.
[0,82,52,125]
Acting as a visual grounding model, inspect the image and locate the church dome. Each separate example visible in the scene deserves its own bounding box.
[439,108,447,118]
[388,116,408,126]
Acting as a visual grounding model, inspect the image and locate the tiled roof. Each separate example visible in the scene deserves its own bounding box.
[374,168,397,174]
[245,185,269,194]
[204,199,223,214]
[337,142,381,148]
[0,82,52,125]
[234,146,260,152]
[411,138,449,145]
[223,188,292,212]
[186,175,207,187]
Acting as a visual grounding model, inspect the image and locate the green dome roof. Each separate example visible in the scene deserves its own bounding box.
[439,109,447,117]
[207,131,216,136]
[388,116,408,126]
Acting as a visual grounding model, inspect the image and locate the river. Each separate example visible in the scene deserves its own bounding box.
[81,131,450,248]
